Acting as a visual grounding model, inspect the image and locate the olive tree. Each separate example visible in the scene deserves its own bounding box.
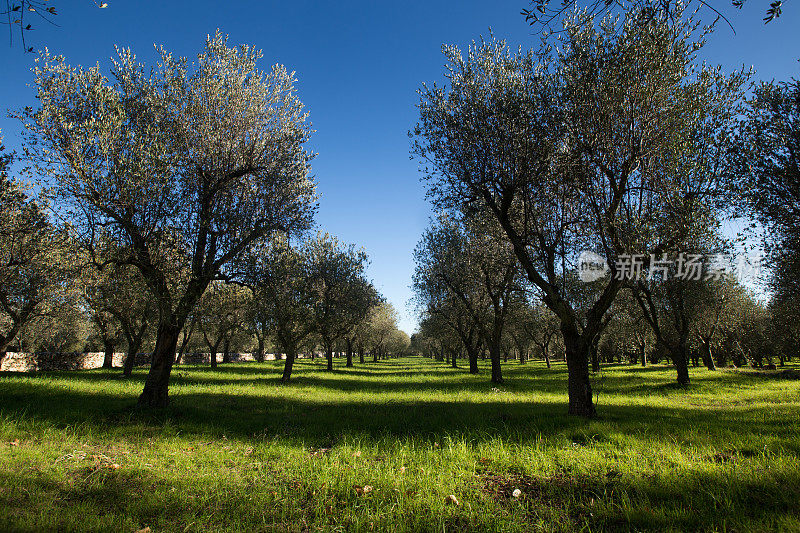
[20,31,317,406]
[365,301,400,362]
[0,140,72,361]
[735,79,800,310]
[244,237,316,382]
[306,233,379,371]
[413,215,521,382]
[412,8,745,416]
[197,281,249,368]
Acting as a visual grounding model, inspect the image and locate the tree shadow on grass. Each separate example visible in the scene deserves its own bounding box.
[2,360,799,532]
[1,373,798,454]
[1,359,773,410]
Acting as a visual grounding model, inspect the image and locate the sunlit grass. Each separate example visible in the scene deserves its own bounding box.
[1,357,799,531]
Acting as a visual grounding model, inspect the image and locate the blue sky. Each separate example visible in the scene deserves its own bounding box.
[0,1,798,333]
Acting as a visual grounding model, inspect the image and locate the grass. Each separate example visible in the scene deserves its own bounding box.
[1,357,799,532]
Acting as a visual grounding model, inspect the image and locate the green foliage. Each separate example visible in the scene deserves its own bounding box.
[0,141,75,355]
[18,30,319,405]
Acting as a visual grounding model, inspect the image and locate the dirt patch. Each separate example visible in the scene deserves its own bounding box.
[706,448,760,463]
[479,470,612,504]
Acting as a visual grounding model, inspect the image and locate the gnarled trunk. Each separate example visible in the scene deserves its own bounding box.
[345,338,353,368]
[137,322,180,407]
[467,345,479,374]
[590,341,600,373]
[222,337,231,363]
[176,318,195,365]
[325,341,334,371]
[210,345,219,369]
[700,338,716,371]
[255,336,265,363]
[102,341,115,369]
[563,328,595,417]
[122,341,139,377]
[281,350,296,382]
[672,345,690,386]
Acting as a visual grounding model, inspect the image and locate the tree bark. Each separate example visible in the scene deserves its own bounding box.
[203,331,222,369]
[175,316,196,365]
[210,345,218,368]
[281,350,296,382]
[221,337,230,364]
[672,345,690,386]
[122,344,138,377]
[590,341,600,373]
[102,341,115,369]
[325,341,334,371]
[451,349,458,368]
[488,341,503,384]
[255,336,265,363]
[359,344,365,364]
[700,338,716,371]
[137,322,180,407]
[563,329,595,417]
[467,345,479,374]
[345,338,353,368]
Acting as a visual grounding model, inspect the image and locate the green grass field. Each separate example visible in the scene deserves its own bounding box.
[1,357,799,532]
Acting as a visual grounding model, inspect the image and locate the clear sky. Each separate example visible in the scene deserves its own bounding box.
[0,1,798,333]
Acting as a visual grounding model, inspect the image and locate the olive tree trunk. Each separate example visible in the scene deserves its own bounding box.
[281,350,296,382]
[562,328,595,417]
[102,341,115,369]
[137,323,180,407]
[345,338,353,368]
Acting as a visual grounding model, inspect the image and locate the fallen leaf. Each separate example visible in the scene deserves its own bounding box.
[399,466,406,474]
[353,451,361,458]
[353,484,373,496]
[10,440,19,447]
[446,494,459,506]
[136,528,151,533]
[512,488,522,498]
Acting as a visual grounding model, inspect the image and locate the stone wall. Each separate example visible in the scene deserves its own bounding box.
[0,351,127,372]
[0,351,282,372]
